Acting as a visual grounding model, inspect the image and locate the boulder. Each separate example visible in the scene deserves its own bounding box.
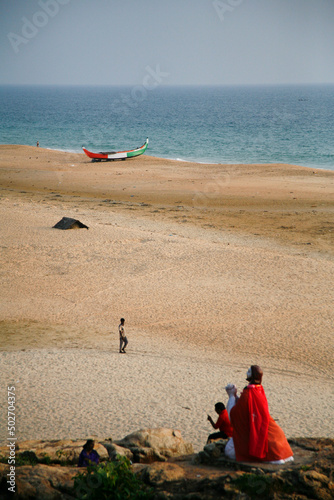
[139,462,185,486]
[115,428,194,463]
[0,463,78,500]
[101,441,134,462]
[0,438,333,499]
[203,442,223,459]
[299,470,333,500]
[0,439,108,465]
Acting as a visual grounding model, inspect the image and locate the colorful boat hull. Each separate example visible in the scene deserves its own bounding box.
[82,138,149,161]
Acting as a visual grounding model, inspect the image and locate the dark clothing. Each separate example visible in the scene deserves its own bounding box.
[78,449,100,467]
[208,430,229,441]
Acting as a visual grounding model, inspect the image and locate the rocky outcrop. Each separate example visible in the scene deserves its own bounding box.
[0,439,109,465]
[0,436,332,499]
[101,441,134,462]
[0,429,193,467]
[139,437,334,499]
[137,461,186,485]
[0,463,78,500]
[114,428,194,463]
[0,429,193,498]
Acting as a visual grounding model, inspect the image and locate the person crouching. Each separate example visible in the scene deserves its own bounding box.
[207,402,233,443]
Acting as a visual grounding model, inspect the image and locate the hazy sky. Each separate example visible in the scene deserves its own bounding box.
[1,0,334,86]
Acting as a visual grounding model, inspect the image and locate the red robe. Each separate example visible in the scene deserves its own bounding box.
[230,384,293,462]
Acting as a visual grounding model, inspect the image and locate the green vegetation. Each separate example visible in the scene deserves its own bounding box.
[73,456,153,500]
[56,448,67,460]
[0,451,52,466]
[233,473,274,498]
[38,452,52,465]
[300,464,312,471]
[54,448,73,465]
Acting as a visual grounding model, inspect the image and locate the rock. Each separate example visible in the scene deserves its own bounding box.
[301,470,330,486]
[114,428,194,463]
[0,463,78,500]
[299,469,334,500]
[196,450,211,464]
[0,437,332,499]
[101,442,134,462]
[203,442,222,459]
[0,439,109,465]
[198,441,228,465]
[0,464,10,489]
[140,462,185,486]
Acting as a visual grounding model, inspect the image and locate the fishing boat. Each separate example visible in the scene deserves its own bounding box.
[82,138,149,161]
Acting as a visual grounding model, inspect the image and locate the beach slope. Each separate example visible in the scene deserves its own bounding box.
[0,146,333,449]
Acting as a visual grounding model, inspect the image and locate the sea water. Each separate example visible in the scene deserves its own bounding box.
[0,84,333,170]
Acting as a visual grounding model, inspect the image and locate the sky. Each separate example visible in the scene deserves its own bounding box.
[1,0,334,86]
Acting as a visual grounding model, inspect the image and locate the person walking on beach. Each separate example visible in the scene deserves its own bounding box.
[119,318,128,353]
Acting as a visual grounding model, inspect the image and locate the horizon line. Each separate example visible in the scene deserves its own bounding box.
[1,82,334,88]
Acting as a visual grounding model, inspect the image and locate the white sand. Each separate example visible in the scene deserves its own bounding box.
[1,347,333,453]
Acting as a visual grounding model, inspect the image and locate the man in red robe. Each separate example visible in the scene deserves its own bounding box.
[225,365,293,463]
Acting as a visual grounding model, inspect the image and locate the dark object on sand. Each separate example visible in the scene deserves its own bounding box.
[53,217,89,230]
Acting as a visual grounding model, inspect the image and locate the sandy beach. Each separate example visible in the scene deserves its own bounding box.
[0,145,333,451]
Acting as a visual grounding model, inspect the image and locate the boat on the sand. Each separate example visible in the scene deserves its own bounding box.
[82,138,149,161]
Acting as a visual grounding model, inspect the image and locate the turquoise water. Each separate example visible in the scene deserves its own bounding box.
[0,84,333,170]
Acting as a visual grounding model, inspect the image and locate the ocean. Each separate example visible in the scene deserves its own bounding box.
[0,84,333,170]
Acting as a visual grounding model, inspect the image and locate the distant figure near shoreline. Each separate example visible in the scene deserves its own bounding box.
[36,141,39,147]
